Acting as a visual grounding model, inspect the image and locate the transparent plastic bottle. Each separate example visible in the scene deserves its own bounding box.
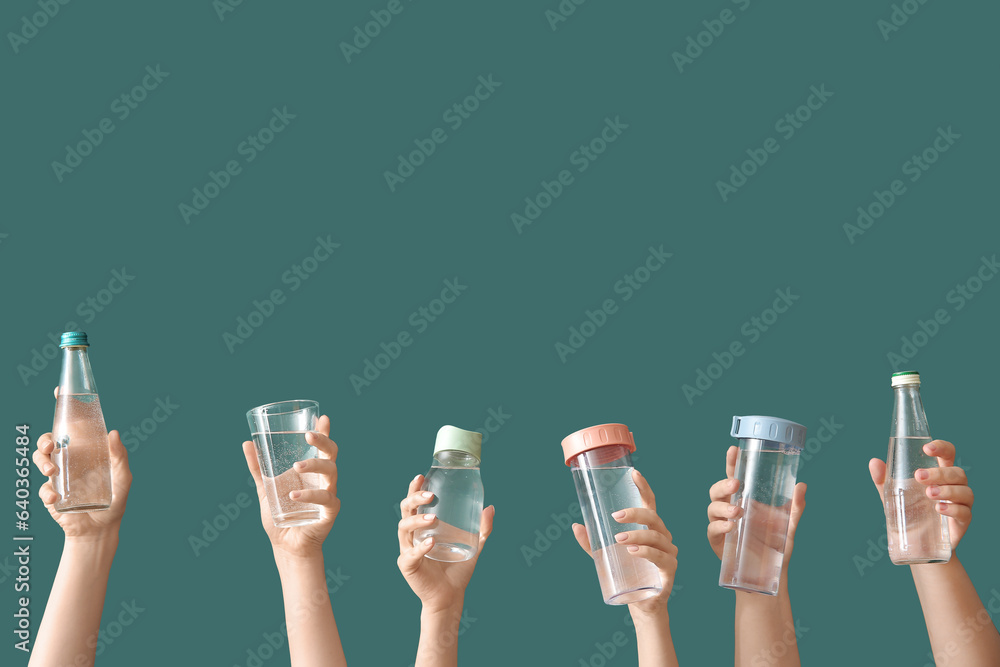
[415,426,484,562]
[562,423,661,605]
[718,415,805,596]
[51,332,112,513]
[884,371,950,565]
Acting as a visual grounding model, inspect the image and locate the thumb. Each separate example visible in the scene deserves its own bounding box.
[242,441,265,501]
[108,430,132,493]
[869,458,887,504]
[571,523,592,556]
[399,536,434,576]
[787,482,807,539]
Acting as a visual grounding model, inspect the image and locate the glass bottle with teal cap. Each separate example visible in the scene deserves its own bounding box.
[51,332,112,512]
[415,426,484,562]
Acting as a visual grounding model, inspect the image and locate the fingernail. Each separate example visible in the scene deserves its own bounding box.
[423,537,434,547]
[421,491,433,498]
[411,474,420,485]
[45,465,55,475]
[730,506,740,515]
[423,514,436,521]
[928,485,940,497]
[916,470,929,481]
[615,532,628,542]
[612,510,626,520]
[290,491,301,499]
[925,443,936,452]
[937,501,948,512]
[293,461,306,471]
[626,545,639,552]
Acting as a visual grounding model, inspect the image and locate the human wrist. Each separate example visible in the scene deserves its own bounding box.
[421,598,464,620]
[63,532,119,567]
[273,547,324,573]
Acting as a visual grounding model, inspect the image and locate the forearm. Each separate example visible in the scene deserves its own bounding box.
[911,556,1000,666]
[632,610,678,667]
[275,552,347,667]
[734,574,800,667]
[416,605,463,667]
[28,535,117,667]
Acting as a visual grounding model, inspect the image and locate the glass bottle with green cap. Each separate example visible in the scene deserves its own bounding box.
[51,332,112,512]
[415,426,484,562]
[884,371,950,564]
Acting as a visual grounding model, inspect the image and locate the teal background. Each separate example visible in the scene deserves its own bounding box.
[3,1,999,665]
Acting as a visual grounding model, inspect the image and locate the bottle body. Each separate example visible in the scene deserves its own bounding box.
[52,344,112,513]
[719,437,800,595]
[416,450,483,562]
[884,379,950,564]
[570,445,661,605]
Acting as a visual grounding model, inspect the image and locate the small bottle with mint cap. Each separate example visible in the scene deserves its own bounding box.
[883,370,950,564]
[415,426,484,561]
[51,332,112,512]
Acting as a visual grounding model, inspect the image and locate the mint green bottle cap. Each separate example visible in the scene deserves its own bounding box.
[433,425,482,460]
[59,331,89,347]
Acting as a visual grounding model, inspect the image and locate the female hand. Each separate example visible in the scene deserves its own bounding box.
[572,469,678,617]
[397,473,494,613]
[242,414,340,560]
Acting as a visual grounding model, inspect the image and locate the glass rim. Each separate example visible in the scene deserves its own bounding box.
[246,399,319,419]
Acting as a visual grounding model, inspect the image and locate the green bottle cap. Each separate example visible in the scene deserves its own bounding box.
[59,331,89,347]
[891,370,920,387]
[433,425,482,460]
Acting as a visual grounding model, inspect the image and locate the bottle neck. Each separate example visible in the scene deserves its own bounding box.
[433,450,480,468]
[891,385,930,438]
[59,347,99,395]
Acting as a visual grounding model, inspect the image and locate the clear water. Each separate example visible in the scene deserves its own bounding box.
[884,435,951,564]
[572,465,660,604]
[416,466,483,562]
[251,430,322,527]
[52,394,112,513]
[719,447,797,596]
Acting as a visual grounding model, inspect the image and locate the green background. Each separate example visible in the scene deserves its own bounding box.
[3,1,999,665]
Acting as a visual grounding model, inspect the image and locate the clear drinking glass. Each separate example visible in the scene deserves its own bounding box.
[247,400,322,527]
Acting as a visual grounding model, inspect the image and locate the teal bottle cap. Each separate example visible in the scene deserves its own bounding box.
[433,425,482,460]
[891,370,920,387]
[59,331,89,347]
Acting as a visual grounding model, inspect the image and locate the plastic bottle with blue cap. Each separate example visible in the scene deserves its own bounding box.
[51,332,112,513]
[719,414,806,596]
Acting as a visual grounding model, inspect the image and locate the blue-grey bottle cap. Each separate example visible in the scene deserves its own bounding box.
[59,331,89,347]
[731,415,806,448]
